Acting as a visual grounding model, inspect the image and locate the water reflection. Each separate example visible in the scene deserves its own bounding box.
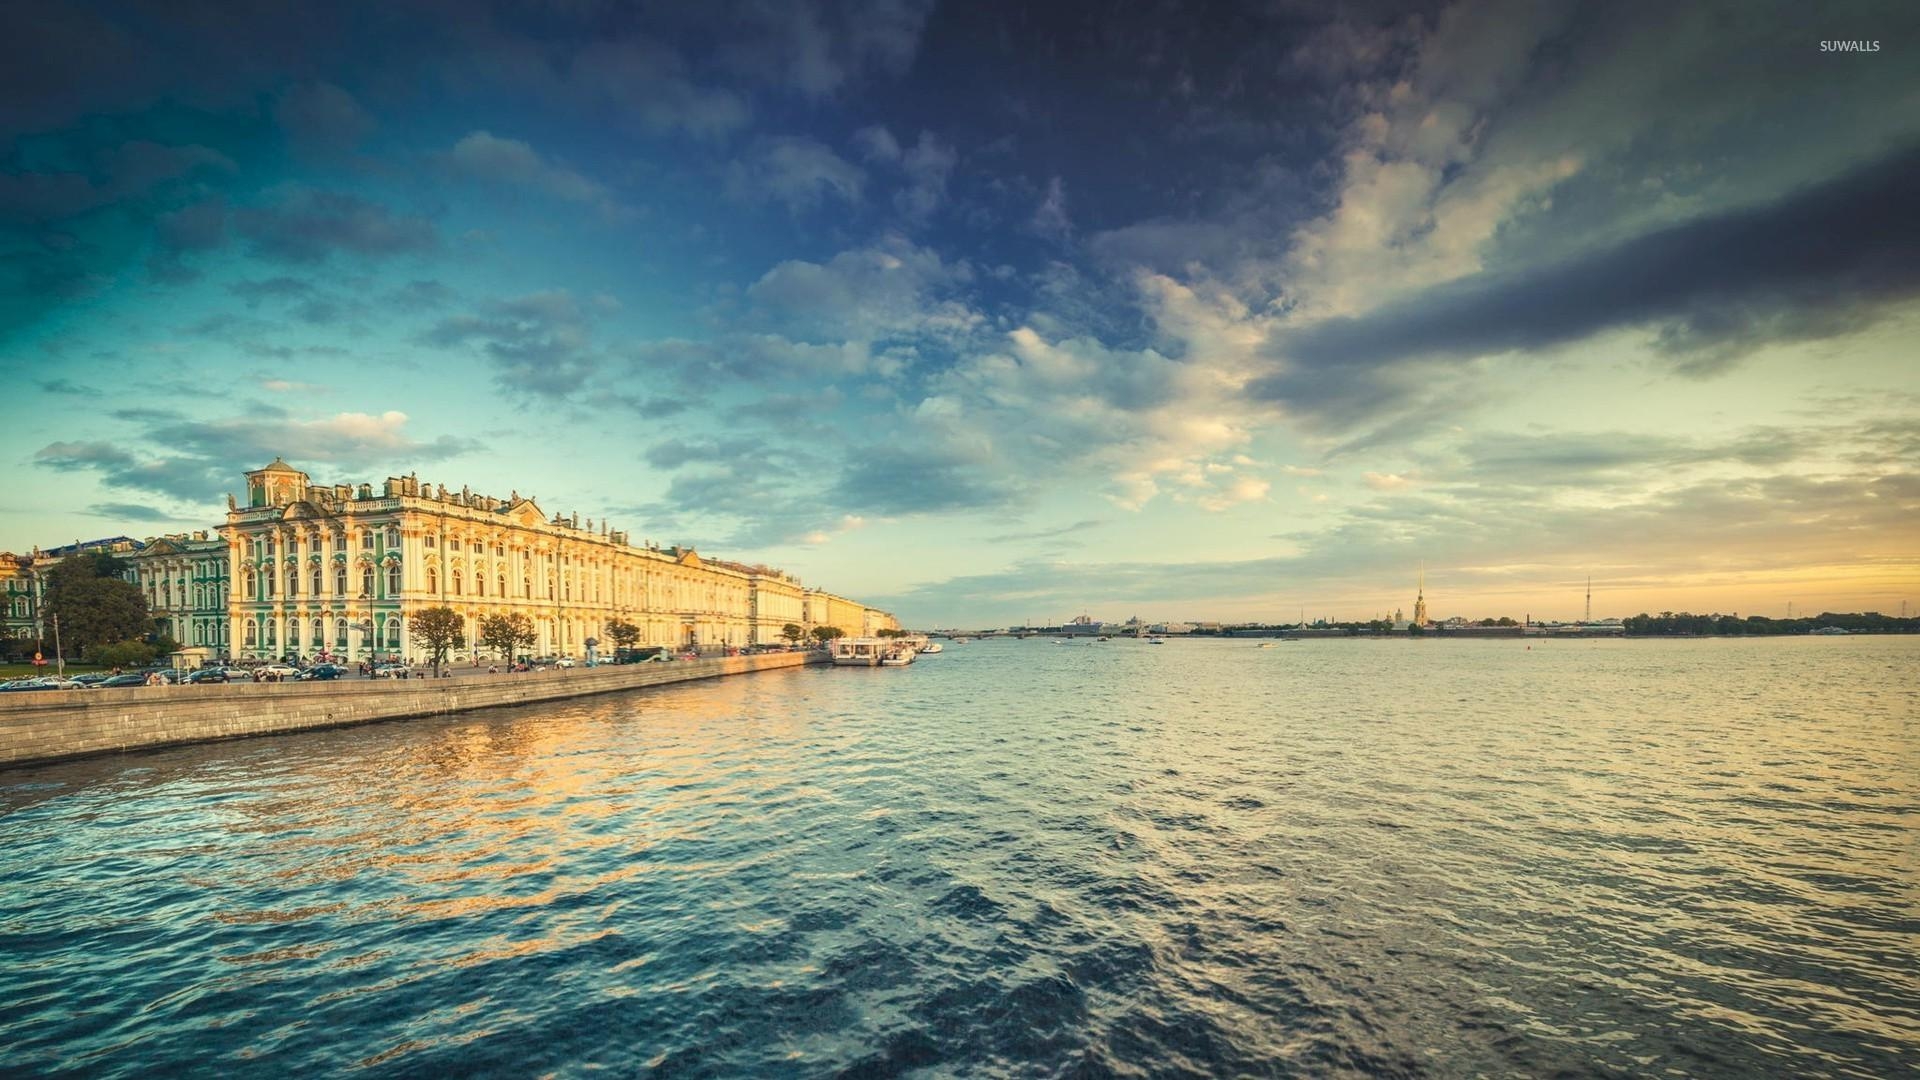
[1,639,1915,1077]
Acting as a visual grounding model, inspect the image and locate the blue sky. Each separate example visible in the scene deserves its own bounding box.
[2,0,1916,627]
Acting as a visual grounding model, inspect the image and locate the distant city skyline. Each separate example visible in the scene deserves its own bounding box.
[3,1,1916,628]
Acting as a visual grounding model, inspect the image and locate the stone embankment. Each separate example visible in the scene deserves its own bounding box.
[0,652,823,769]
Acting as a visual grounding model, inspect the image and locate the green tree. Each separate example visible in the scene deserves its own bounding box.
[92,640,157,668]
[42,553,150,660]
[479,612,537,661]
[413,606,465,669]
[605,618,640,648]
[810,625,845,645]
[780,623,804,647]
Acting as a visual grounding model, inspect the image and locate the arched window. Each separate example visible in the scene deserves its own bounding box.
[265,534,275,554]
[424,535,436,549]
[264,572,274,598]
[564,576,571,601]
[335,565,347,595]
[244,619,257,645]
[288,621,301,647]
[312,618,324,647]
[286,566,298,596]
[312,567,323,595]
[385,527,400,549]
[161,582,171,607]
[387,563,403,595]
[452,571,462,596]
[362,566,375,597]
[476,574,485,597]
[427,568,438,593]
[335,618,348,647]
[498,575,507,598]
[265,620,277,646]
[387,618,401,648]
[524,576,532,598]
[548,574,556,601]
[361,530,372,550]
[245,570,257,598]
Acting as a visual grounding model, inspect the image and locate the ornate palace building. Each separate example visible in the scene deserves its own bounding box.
[220,459,896,663]
[122,532,230,662]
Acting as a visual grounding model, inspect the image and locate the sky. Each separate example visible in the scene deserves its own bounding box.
[1,0,1916,628]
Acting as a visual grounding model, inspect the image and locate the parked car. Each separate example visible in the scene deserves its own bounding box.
[374,664,411,679]
[70,673,111,686]
[97,673,150,688]
[552,657,577,668]
[185,669,229,684]
[297,664,349,681]
[218,667,253,680]
[259,663,299,678]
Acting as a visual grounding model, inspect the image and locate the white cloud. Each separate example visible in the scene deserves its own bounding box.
[447,131,625,218]
[727,135,865,213]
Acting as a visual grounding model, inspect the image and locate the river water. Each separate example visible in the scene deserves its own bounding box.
[1,636,1914,1077]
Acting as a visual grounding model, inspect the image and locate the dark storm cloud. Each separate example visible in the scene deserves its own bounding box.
[829,450,1016,516]
[234,189,437,263]
[86,501,191,523]
[1258,144,1920,414]
[34,441,226,502]
[421,290,602,398]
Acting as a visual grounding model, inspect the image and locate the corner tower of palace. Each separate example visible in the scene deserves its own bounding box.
[221,459,895,663]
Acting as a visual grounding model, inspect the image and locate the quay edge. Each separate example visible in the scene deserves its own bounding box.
[0,652,825,770]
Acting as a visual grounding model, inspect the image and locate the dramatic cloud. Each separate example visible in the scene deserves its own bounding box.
[446,131,624,218]
[422,290,604,397]
[1261,144,1920,403]
[275,81,376,156]
[234,188,437,263]
[726,135,865,213]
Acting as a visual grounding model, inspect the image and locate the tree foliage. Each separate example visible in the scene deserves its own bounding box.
[42,554,150,660]
[810,625,845,644]
[479,612,537,660]
[92,640,158,668]
[780,623,804,646]
[605,618,640,648]
[413,606,465,668]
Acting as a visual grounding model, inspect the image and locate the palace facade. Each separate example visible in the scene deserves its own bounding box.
[122,532,230,661]
[219,459,895,663]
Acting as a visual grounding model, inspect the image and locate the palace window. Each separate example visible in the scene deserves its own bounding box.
[245,570,257,598]
[335,566,347,595]
[498,575,507,598]
[265,620,277,646]
[264,573,274,598]
[387,563,403,595]
[449,538,460,552]
[312,567,323,595]
[564,577,571,601]
[288,621,301,648]
[424,535,436,549]
[548,574,556,600]
[451,571,462,596]
[286,567,299,596]
[387,619,401,648]
[361,530,372,550]
[475,574,485,597]
[385,527,400,549]
[265,535,275,555]
[362,567,375,597]
[524,576,532,598]
[245,619,257,646]
[335,618,347,647]
[312,618,324,646]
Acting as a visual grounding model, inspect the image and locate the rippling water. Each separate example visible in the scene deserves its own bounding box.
[2,636,1915,1077]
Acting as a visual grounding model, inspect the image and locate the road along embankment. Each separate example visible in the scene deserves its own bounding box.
[0,652,824,769]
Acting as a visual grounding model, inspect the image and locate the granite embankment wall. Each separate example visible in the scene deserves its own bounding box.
[0,652,823,769]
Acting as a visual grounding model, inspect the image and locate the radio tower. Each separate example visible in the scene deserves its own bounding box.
[1585,576,1592,624]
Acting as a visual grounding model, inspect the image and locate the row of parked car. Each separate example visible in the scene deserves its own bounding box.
[0,663,368,692]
